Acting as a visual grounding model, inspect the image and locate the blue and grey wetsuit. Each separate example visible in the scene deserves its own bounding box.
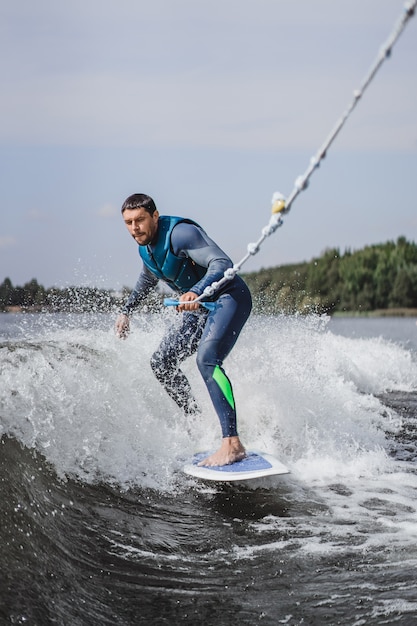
[122,216,252,438]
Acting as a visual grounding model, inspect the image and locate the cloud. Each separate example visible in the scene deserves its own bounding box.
[97,203,118,218]
[1,1,415,152]
[26,209,48,221]
[0,236,17,249]
[2,71,416,152]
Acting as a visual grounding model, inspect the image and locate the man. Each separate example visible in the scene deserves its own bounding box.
[115,193,252,467]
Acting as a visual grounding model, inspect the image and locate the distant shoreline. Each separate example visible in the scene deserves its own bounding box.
[333,308,417,318]
[3,305,417,318]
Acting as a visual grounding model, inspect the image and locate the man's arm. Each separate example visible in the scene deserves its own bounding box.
[115,266,158,338]
[120,267,158,315]
[171,222,233,298]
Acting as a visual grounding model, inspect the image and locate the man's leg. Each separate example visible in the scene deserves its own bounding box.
[150,312,206,414]
[196,280,252,465]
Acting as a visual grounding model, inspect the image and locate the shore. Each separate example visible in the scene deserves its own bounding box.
[333,308,417,318]
[3,306,417,318]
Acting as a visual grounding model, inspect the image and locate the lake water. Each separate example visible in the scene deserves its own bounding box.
[1,312,417,625]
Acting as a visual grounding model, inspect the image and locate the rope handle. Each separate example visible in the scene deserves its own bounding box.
[163,297,216,312]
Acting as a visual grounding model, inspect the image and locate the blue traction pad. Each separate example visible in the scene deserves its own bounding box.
[192,451,273,473]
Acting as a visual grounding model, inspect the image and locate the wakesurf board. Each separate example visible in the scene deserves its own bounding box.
[183,450,289,482]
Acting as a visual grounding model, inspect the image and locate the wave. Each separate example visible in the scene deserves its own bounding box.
[1,313,416,490]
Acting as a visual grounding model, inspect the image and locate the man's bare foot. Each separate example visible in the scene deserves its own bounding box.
[198,436,246,467]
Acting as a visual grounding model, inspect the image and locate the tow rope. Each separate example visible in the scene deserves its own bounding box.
[188,0,416,304]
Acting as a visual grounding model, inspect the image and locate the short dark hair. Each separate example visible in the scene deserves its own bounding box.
[121,193,157,215]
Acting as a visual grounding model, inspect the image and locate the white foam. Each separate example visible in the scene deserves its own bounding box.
[1,313,417,496]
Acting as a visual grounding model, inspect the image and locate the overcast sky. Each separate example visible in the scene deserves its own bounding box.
[1,0,416,289]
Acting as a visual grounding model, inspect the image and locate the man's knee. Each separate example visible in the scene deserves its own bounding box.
[196,342,217,379]
[150,350,167,380]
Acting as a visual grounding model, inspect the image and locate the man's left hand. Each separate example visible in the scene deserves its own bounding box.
[177,292,200,311]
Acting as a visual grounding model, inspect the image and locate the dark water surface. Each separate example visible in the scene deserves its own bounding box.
[1,313,417,625]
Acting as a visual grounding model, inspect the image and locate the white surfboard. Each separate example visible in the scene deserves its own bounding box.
[183,450,289,482]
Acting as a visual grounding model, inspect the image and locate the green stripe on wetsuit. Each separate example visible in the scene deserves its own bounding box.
[212,365,235,410]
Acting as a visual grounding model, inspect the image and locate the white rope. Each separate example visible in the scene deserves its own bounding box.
[197,0,417,303]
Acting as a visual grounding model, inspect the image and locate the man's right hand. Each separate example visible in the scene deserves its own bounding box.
[115,314,130,339]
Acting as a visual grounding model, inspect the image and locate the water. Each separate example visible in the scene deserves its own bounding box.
[1,311,417,625]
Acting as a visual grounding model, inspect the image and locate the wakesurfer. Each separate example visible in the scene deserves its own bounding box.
[115,193,252,467]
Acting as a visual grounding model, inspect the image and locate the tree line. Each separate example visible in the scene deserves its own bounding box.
[243,236,417,314]
[1,237,417,315]
[0,278,126,313]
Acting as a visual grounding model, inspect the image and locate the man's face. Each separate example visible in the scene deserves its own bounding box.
[122,207,159,246]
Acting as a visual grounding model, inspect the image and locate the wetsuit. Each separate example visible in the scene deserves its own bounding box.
[121,216,252,438]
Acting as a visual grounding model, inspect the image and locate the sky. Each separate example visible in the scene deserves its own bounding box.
[0,0,416,290]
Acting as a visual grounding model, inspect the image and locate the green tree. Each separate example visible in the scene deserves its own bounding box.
[390,267,417,308]
[0,277,13,310]
[306,247,341,312]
